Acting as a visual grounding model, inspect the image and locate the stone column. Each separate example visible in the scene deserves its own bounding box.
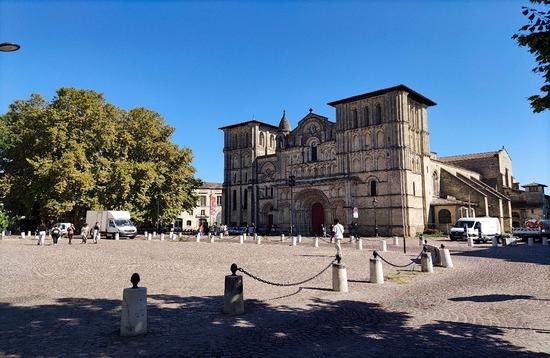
[224,267,244,315]
[332,263,349,292]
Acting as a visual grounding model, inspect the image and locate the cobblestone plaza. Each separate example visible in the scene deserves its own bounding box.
[1,236,549,357]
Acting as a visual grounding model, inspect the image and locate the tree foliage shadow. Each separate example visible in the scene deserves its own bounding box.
[1,293,547,357]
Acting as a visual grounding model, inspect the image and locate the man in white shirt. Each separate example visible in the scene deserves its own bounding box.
[332,218,345,258]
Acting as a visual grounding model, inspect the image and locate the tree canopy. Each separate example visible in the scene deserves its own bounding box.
[0,88,200,226]
[512,0,550,113]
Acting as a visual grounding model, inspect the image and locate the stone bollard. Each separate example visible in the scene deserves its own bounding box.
[370,252,384,284]
[393,236,399,245]
[298,235,302,243]
[492,237,498,247]
[332,262,349,292]
[257,236,261,245]
[243,233,247,241]
[196,233,201,243]
[357,238,363,250]
[528,237,534,246]
[281,234,285,242]
[380,240,387,252]
[153,231,157,239]
[254,233,258,241]
[27,231,31,237]
[147,233,152,241]
[440,245,453,268]
[292,236,297,246]
[220,233,224,240]
[467,237,474,247]
[314,237,319,248]
[144,231,148,238]
[120,273,147,337]
[224,264,244,315]
[160,233,165,241]
[239,235,244,244]
[421,251,434,273]
[0,231,4,240]
[115,232,120,241]
[97,232,101,242]
[210,235,215,244]
[543,237,548,246]
[21,232,25,239]
[349,235,354,243]
[172,233,176,241]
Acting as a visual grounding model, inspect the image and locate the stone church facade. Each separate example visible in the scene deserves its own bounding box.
[219,85,533,237]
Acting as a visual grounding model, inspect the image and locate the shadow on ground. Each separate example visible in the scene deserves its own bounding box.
[453,244,550,266]
[1,292,547,357]
[449,294,537,303]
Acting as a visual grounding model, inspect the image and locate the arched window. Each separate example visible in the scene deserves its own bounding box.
[259,132,265,146]
[375,103,382,124]
[364,106,370,126]
[232,190,237,210]
[311,143,318,162]
[352,135,360,151]
[270,135,274,148]
[377,132,384,148]
[438,209,451,224]
[370,180,377,196]
[352,109,358,128]
[243,189,248,209]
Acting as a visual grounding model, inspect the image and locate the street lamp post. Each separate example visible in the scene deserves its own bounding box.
[372,197,378,237]
[0,43,20,52]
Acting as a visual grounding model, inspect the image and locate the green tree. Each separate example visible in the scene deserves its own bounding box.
[0,88,200,226]
[512,0,550,113]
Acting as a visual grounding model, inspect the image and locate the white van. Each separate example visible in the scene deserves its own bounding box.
[52,222,73,236]
[85,211,137,239]
[449,217,501,242]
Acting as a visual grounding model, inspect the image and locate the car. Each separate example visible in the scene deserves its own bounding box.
[227,227,247,235]
[52,223,73,236]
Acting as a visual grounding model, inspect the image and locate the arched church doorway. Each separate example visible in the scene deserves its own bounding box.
[311,203,325,235]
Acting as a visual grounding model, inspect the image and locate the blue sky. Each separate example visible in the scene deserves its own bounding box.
[1,0,549,187]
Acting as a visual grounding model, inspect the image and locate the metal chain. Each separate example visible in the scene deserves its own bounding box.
[237,259,336,287]
[375,250,423,268]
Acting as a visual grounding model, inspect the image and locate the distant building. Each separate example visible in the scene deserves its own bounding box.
[505,182,550,226]
[219,85,546,236]
[177,182,222,230]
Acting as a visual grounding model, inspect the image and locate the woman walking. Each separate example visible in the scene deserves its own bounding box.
[67,224,76,245]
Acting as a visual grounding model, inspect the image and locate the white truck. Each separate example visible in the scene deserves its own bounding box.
[449,217,501,243]
[85,210,137,239]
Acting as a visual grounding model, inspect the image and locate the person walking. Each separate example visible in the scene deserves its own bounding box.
[332,218,345,259]
[51,226,61,245]
[321,224,327,238]
[92,222,100,244]
[81,223,90,244]
[67,224,76,245]
[37,223,47,246]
